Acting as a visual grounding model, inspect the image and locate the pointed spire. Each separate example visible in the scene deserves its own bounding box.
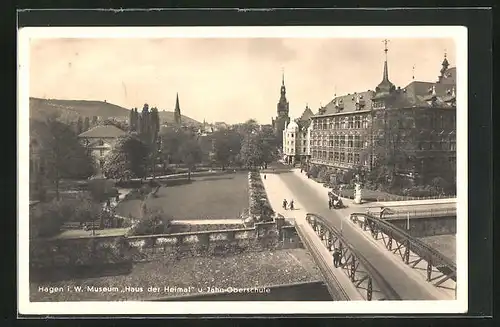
[282,67,285,86]
[174,93,181,125]
[441,49,450,74]
[382,39,390,81]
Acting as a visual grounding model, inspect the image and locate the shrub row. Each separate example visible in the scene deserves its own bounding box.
[247,171,274,223]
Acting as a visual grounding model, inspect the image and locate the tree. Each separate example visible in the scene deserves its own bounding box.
[83,116,90,131]
[211,128,242,170]
[257,125,278,168]
[178,135,203,180]
[361,109,420,191]
[160,126,184,167]
[31,118,95,200]
[102,133,149,180]
[239,133,263,169]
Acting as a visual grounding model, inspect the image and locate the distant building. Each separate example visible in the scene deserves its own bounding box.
[271,71,291,148]
[78,124,127,169]
[309,42,456,184]
[282,105,314,165]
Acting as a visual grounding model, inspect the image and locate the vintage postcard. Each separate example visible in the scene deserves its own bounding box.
[18,26,467,315]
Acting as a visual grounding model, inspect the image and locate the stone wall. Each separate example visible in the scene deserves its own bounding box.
[30,218,301,269]
[385,215,456,238]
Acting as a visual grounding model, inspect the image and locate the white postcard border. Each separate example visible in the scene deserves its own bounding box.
[18,25,468,315]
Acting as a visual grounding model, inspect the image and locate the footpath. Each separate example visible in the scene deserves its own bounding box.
[261,172,365,301]
[291,169,456,300]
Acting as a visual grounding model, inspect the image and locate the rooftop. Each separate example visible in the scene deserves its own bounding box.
[78,125,127,139]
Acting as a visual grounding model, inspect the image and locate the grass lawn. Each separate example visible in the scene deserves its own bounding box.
[115,172,249,220]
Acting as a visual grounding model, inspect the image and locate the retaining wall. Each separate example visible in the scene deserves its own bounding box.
[385,215,456,238]
[30,219,301,269]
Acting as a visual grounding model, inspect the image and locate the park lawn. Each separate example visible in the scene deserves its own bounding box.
[116,172,249,220]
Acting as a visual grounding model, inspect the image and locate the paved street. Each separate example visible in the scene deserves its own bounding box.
[264,169,449,300]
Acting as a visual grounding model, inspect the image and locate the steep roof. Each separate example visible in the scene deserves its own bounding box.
[319,90,375,116]
[78,125,126,138]
[299,106,314,121]
[437,67,456,85]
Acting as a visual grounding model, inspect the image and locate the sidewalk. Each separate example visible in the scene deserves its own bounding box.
[261,172,365,301]
[291,169,456,209]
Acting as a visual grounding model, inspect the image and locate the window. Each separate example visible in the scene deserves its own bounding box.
[334,117,340,129]
[348,116,354,129]
[100,149,105,156]
[340,152,345,162]
[348,135,354,148]
[354,153,360,164]
[363,116,369,129]
[328,152,334,160]
[291,133,294,138]
[303,132,307,138]
[334,152,340,161]
[340,135,346,147]
[341,117,346,129]
[355,116,361,128]
[328,135,334,147]
[334,135,340,147]
[303,140,306,145]
[347,153,353,163]
[329,119,333,129]
[303,147,306,153]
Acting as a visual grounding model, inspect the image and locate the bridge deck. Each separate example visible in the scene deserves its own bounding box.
[263,169,454,301]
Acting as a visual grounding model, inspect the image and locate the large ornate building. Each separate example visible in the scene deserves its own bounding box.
[309,42,456,184]
[282,105,314,165]
[272,72,291,148]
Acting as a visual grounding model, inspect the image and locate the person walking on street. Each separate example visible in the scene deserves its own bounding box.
[333,247,342,267]
[289,199,294,210]
[282,199,288,210]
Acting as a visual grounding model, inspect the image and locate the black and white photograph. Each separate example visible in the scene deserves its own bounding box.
[18,26,467,315]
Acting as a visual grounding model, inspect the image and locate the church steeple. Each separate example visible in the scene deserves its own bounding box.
[440,50,450,75]
[174,93,181,125]
[280,68,286,96]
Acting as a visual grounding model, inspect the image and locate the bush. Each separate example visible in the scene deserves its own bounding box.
[30,194,102,238]
[308,165,320,179]
[127,208,173,236]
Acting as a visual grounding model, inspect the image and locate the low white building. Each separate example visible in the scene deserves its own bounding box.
[78,125,127,170]
[282,105,314,165]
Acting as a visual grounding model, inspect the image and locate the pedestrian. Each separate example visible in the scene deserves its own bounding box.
[333,248,341,267]
[328,199,332,210]
[264,174,266,180]
[282,199,288,210]
[289,199,294,210]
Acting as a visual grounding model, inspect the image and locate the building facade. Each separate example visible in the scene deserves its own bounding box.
[272,72,291,148]
[309,45,456,185]
[283,105,314,165]
[78,125,127,171]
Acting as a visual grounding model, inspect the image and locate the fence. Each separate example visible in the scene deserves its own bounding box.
[372,208,457,219]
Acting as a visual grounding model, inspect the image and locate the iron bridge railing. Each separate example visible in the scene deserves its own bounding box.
[306,213,401,301]
[349,212,457,297]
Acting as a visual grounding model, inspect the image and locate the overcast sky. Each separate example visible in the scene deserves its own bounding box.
[30,37,455,124]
